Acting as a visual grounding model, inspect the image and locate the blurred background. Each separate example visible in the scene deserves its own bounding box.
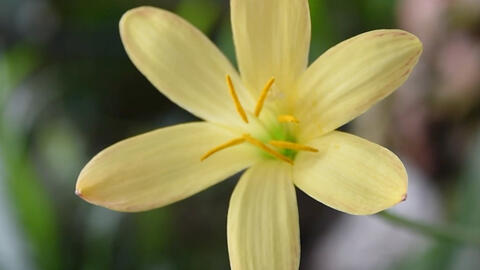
[1,0,480,269]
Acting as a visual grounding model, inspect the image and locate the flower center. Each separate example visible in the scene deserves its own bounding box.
[200,75,317,165]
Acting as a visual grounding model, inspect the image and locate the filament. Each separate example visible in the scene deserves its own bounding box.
[226,75,249,123]
[254,77,275,117]
[201,137,246,161]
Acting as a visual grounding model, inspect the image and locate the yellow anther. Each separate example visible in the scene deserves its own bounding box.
[201,137,246,161]
[226,75,249,123]
[277,115,300,124]
[269,140,318,152]
[243,134,293,165]
[254,77,275,117]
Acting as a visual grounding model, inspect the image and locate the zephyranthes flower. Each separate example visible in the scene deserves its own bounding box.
[76,0,422,268]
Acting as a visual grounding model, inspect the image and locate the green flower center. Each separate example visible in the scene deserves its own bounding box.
[200,75,318,165]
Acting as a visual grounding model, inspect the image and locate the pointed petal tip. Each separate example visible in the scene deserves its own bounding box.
[75,188,83,197]
[383,29,424,55]
[408,33,423,56]
[370,29,423,51]
[401,30,423,58]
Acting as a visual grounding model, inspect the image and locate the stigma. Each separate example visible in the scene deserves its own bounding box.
[200,75,318,164]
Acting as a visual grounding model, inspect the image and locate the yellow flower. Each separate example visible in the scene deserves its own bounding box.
[76,1,422,269]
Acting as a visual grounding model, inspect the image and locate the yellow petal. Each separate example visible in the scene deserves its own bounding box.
[228,161,300,270]
[120,7,254,126]
[231,0,311,98]
[76,122,258,212]
[296,30,422,140]
[294,131,407,215]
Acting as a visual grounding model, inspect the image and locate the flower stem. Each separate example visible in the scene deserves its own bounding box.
[377,211,480,246]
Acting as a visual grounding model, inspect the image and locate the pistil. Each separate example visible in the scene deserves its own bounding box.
[277,115,300,123]
[202,75,316,164]
[200,134,294,165]
[243,134,293,164]
[269,140,318,152]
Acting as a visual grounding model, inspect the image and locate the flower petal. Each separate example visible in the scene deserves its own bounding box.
[231,0,311,97]
[76,122,258,212]
[120,7,254,126]
[294,131,407,215]
[228,161,300,270]
[296,30,422,140]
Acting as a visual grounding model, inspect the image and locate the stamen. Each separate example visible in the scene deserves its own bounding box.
[201,137,246,161]
[254,77,275,117]
[226,75,249,123]
[277,115,300,123]
[269,140,318,152]
[243,134,293,164]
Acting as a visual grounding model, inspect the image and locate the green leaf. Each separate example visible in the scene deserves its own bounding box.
[176,0,221,34]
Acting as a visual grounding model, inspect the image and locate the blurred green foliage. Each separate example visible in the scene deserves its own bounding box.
[1,45,62,270]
